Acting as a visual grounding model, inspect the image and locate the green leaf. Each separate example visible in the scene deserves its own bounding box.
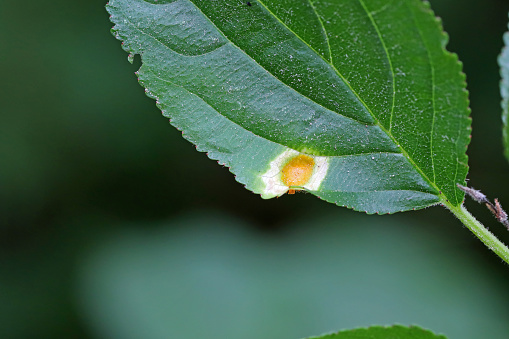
[500,14,509,163]
[106,0,471,214]
[308,325,446,339]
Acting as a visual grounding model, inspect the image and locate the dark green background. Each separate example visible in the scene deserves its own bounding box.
[1,0,509,338]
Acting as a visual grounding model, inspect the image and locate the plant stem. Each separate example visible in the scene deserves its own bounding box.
[445,201,509,265]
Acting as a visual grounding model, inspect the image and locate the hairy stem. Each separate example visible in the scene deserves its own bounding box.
[445,201,509,265]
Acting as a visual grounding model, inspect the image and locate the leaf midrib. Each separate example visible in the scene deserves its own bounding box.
[256,0,441,198]
[149,66,407,159]
[118,0,445,200]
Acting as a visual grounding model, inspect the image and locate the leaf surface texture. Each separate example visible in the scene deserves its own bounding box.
[107,0,471,213]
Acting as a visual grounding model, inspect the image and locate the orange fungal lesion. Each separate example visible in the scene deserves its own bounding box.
[281,155,315,193]
[260,149,329,199]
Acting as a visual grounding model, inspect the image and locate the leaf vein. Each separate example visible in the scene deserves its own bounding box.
[358,0,397,132]
[408,2,437,184]
[256,0,379,119]
[123,2,380,127]
[187,0,441,196]
[307,0,332,63]
[147,67,400,159]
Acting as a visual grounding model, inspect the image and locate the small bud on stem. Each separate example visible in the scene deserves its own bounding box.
[457,184,509,230]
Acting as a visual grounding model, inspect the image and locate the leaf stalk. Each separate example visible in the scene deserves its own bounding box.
[445,201,509,265]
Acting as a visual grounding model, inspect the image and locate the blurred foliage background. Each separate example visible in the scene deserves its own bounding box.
[1,0,509,338]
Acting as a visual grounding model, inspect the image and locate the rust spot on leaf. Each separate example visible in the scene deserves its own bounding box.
[281,155,315,190]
